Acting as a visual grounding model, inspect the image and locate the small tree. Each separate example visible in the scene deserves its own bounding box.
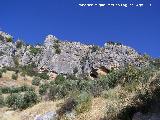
[32,77,41,86]
[91,45,99,53]
[6,37,13,42]
[53,42,61,54]
[0,71,2,78]
[12,73,18,80]
[29,47,42,56]
[55,74,66,85]
[38,72,49,80]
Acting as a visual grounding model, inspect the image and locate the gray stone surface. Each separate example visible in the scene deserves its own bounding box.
[34,111,57,120]
[0,31,149,75]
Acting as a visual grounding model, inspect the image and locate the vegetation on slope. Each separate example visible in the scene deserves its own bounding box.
[0,58,160,120]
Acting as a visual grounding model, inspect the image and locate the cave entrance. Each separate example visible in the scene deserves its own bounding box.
[90,66,110,79]
[90,68,98,78]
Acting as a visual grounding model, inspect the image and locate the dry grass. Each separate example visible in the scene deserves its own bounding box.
[0,70,159,120]
[0,71,33,87]
[0,99,64,120]
[76,97,107,120]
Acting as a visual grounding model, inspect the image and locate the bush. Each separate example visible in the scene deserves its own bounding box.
[6,93,19,109]
[16,40,23,48]
[91,45,99,53]
[12,73,18,80]
[39,83,49,95]
[6,91,38,110]
[22,91,38,109]
[48,85,59,100]
[0,68,6,73]
[55,74,66,85]
[20,84,35,92]
[48,84,69,100]
[0,68,7,78]
[13,56,19,67]
[29,47,42,56]
[53,42,61,54]
[6,37,13,42]
[150,58,160,69]
[107,41,122,46]
[90,81,103,97]
[75,92,92,114]
[32,77,41,86]
[19,63,38,77]
[55,48,61,54]
[38,72,49,80]
[66,74,78,80]
[0,85,35,94]
[0,95,5,107]
[0,71,2,78]
[0,86,11,93]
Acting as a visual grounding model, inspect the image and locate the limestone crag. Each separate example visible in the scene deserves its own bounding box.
[0,31,149,77]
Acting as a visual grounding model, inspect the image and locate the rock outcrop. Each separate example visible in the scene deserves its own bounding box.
[0,31,149,78]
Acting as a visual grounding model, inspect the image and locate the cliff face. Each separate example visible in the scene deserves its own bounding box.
[0,31,148,77]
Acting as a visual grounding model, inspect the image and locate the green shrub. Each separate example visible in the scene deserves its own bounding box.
[0,85,34,94]
[12,73,18,80]
[77,79,92,92]
[48,84,69,100]
[53,42,61,54]
[75,92,92,114]
[32,77,41,86]
[0,68,6,73]
[22,91,38,109]
[0,71,2,78]
[6,37,13,42]
[20,84,35,92]
[38,72,49,80]
[0,86,11,93]
[6,93,19,109]
[150,58,160,69]
[66,74,78,80]
[55,74,66,85]
[55,48,61,54]
[91,45,99,53]
[6,91,38,110]
[29,47,42,56]
[0,95,5,107]
[0,68,7,78]
[13,56,19,67]
[89,81,103,97]
[48,84,59,100]
[19,63,38,77]
[39,83,49,95]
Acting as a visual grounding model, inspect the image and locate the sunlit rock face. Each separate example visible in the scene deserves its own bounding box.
[0,31,148,76]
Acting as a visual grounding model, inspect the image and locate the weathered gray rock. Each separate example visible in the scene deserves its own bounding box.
[34,111,57,120]
[0,55,15,68]
[0,31,149,76]
[20,50,33,65]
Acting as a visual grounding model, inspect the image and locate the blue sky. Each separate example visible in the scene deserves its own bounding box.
[0,0,159,57]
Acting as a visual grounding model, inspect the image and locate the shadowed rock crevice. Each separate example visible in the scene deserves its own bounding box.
[90,66,110,79]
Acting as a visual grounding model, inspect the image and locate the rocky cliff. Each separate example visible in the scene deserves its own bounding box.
[0,31,149,77]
